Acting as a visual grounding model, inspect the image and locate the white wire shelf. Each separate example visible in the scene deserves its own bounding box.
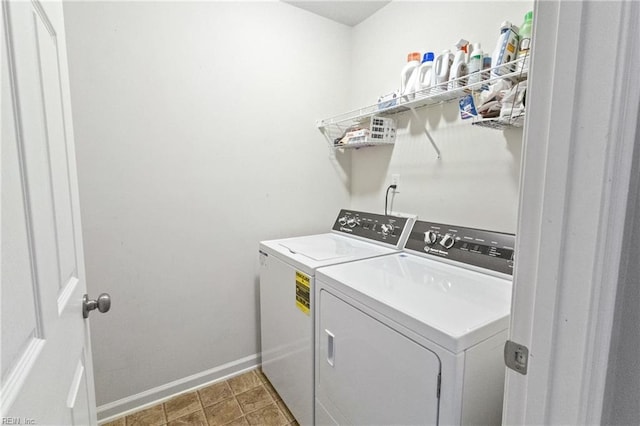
[317,56,528,152]
[472,113,525,129]
[333,140,397,150]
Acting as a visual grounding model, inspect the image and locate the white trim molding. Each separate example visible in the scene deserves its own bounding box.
[96,354,259,424]
[504,1,640,425]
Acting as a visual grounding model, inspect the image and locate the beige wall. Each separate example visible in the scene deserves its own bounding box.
[63,0,351,412]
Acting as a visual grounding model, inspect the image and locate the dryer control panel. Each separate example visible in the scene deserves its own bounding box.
[405,220,516,275]
[332,210,413,248]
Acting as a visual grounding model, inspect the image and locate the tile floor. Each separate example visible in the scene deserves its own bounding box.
[103,368,298,426]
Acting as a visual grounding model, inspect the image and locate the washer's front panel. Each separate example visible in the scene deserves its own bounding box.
[260,255,313,425]
[331,209,410,246]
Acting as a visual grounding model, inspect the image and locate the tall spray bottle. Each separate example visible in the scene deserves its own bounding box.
[448,39,469,91]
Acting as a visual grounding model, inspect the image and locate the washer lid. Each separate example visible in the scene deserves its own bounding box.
[278,238,349,261]
[316,252,512,353]
[260,233,398,275]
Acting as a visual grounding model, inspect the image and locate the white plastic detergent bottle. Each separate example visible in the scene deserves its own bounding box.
[491,21,519,76]
[432,49,453,91]
[448,49,468,91]
[415,52,435,96]
[400,52,421,99]
[467,43,483,85]
[465,42,475,63]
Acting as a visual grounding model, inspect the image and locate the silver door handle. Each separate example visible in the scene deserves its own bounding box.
[83,293,111,318]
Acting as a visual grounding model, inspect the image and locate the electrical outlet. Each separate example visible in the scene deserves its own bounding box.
[391,174,400,187]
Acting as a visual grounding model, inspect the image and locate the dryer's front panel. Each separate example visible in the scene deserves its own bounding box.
[316,289,441,425]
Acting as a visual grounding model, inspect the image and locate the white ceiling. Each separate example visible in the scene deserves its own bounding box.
[283,1,391,27]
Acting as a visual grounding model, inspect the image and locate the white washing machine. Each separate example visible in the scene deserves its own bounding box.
[259,210,416,425]
[314,220,515,425]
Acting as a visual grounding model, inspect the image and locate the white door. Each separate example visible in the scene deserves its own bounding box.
[1,1,101,423]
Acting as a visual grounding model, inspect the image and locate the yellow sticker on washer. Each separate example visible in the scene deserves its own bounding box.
[295,271,310,315]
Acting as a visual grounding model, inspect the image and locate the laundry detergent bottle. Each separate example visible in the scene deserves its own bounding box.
[433,49,453,92]
[400,52,421,99]
[448,49,468,91]
[467,43,484,85]
[415,52,435,96]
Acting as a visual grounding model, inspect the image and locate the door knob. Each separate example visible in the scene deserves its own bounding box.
[83,293,111,318]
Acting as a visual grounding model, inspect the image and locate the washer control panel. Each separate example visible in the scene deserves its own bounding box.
[405,220,516,275]
[332,209,412,247]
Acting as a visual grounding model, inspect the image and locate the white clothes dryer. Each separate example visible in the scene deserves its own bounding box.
[259,210,415,425]
[314,220,515,425]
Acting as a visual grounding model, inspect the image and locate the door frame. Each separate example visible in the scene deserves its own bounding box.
[504,1,640,424]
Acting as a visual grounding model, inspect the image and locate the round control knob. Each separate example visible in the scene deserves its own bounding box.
[424,230,438,245]
[439,233,455,249]
[338,216,348,226]
[347,217,358,228]
[380,224,393,235]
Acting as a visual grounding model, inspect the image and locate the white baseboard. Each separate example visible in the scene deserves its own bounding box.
[97,353,260,424]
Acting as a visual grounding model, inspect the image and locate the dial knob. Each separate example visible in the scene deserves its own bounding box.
[347,217,358,228]
[338,216,348,226]
[439,233,455,249]
[424,230,438,245]
[380,224,393,235]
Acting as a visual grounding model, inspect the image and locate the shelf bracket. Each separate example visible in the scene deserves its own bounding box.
[408,106,441,159]
[317,121,335,150]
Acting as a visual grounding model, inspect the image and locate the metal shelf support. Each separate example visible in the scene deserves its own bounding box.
[408,106,441,159]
